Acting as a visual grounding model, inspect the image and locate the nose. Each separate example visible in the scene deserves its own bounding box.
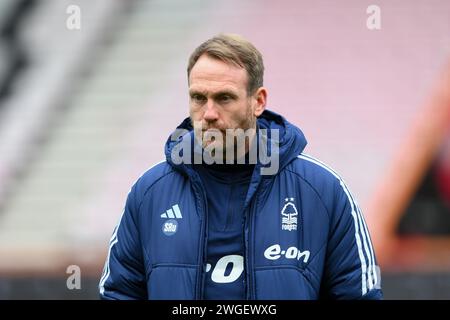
[203,100,219,122]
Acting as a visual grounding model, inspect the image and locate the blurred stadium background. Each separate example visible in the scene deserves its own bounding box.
[0,0,449,299]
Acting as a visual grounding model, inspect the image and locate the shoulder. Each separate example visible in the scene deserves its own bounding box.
[287,153,343,192]
[285,153,353,213]
[131,160,180,200]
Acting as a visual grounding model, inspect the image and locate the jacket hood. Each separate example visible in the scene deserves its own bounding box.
[164,109,307,178]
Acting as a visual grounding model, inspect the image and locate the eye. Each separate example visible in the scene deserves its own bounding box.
[191,94,206,104]
[218,95,232,103]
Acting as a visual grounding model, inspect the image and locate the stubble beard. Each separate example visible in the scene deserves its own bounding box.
[193,104,257,163]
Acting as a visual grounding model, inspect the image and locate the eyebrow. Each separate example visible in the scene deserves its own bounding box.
[189,90,238,99]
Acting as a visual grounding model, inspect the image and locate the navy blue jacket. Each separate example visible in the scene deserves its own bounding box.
[99,110,383,300]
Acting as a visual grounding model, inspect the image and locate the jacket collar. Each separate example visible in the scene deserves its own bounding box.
[165,109,307,176]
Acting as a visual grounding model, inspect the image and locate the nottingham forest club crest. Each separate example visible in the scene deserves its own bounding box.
[281,198,299,231]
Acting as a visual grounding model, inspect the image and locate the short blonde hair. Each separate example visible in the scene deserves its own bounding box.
[187,33,264,95]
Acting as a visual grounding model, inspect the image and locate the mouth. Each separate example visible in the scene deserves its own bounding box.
[202,128,226,139]
[203,128,224,133]
[202,129,225,146]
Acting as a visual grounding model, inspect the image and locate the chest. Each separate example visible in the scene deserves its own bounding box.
[140,176,330,272]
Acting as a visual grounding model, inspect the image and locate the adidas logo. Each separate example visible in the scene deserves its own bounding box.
[161,204,182,219]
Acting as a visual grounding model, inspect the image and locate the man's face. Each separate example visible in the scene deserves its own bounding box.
[188,54,258,154]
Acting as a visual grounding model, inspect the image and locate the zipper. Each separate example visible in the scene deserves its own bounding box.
[194,178,209,300]
[244,191,258,300]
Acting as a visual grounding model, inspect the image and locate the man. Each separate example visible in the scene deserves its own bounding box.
[99,34,383,300]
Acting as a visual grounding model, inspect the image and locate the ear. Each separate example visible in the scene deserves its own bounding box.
[252,87,267,117]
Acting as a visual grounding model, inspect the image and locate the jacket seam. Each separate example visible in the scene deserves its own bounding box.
[303,241,327,284]
[284,167,332,221]
[137,169,179,212]
[254,265,318,297]
[122,186,146,286]
[255,265,304,272]
[135,168,180,273]
[152,263,197,269]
